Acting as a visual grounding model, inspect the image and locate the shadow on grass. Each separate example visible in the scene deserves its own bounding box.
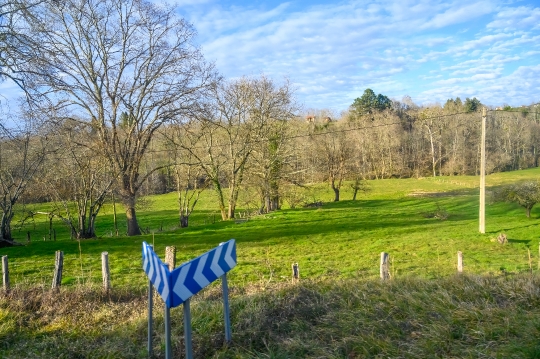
[506,238,533,244]
[5,188,537,261]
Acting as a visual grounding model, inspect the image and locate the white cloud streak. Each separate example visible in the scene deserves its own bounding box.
[31,0,540,111]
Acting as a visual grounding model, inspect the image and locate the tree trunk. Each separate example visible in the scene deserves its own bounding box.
[0,210,13,242]
[428,127,436,177]
[227,169,244,219]
[48,215,53,241]
[212,180,227,220]
[333,187,340,202]
[112,193,118,235]
[124,195,142,236]
[180,214,189,228]
[227,177,237,219]
[269,178,280,211]
[227,201,236,220]
[526,206,532,218]
[270,195,279,211]
[84,213,97,238]
[331,177,340,202]
[263,190,270,213]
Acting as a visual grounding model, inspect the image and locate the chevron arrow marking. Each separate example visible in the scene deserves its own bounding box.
[152,255,162,290]
[201,248,217,285]
[148,249,155,281]
[160,262,169,301]
[193,253,210,289]
[142,244,149,272]
[210,245,225,278]
[224,241,236,269]
[143,240,237,308]
[173,262,194,303]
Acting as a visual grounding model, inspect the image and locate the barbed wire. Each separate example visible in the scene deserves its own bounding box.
[4,252,537,288]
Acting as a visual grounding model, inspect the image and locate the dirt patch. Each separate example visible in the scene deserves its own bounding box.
[408,190,472,198]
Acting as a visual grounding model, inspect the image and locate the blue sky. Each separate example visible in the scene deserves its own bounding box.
[1,0,538,115]
[175,0,540,112]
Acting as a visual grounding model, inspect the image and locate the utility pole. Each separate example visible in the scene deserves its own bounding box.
[479,107,486,233]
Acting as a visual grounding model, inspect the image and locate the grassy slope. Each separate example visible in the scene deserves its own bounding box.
[2,169,540,358]
[4,168,540,287]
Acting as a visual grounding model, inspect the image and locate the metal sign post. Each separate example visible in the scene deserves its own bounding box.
[222,273,232,344]
[183,299,193,359]
[148,275,153,357]
[147,245,154,358]
[142,239,237,358]
[219,241,232,344]
[165,305,172,359]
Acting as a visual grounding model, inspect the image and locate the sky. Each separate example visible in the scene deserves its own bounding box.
[174,0,540,113]
[1,0,539,115]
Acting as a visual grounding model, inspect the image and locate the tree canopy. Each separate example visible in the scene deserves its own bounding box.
[351,89,392,118]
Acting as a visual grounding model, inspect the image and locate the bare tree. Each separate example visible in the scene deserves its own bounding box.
[175,157,208,228]
[160,125,208,228]
[309,122,352,202]
[0,0,43,93]
[248,78,298,213]
[26,0,217,235]
[0,117,47,246]
[38,120,115,239]
[180,76,296,219]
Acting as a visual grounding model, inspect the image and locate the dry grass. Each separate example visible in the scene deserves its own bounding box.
[2,274,540,358]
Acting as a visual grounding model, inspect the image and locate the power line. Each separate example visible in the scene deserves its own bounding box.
[2,106,539,158]
[140,109,524,155]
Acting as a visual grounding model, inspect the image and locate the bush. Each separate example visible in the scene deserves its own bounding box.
[493,181,540,218]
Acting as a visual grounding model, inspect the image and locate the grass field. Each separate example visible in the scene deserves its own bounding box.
[4,168,540,288]
[2,168,540,358]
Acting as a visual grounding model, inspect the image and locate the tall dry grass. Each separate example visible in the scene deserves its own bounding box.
[2,274,540,358]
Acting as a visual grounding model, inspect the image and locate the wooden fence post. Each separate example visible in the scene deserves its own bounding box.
[292,262,299,283]
[528,249,532,273]
[165,246,176,271]
[52,251,64,290]
[102,252,111,292]
[457,251,463,273]
[380,252,390,280]
[2,255,9,292]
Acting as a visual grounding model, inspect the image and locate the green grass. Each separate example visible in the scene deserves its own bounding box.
[4,168,540,288]
[2,168,540,357]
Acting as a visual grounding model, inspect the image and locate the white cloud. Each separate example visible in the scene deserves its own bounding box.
[419,1,496,29]
[487,6,540,31]
[173,0,540,110]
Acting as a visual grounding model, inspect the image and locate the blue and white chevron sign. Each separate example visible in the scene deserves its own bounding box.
[169,239,236,308]
[142,242,171,304]
[142,240,237,308]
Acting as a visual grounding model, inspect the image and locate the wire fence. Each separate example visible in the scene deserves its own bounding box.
[2,244,538,292]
